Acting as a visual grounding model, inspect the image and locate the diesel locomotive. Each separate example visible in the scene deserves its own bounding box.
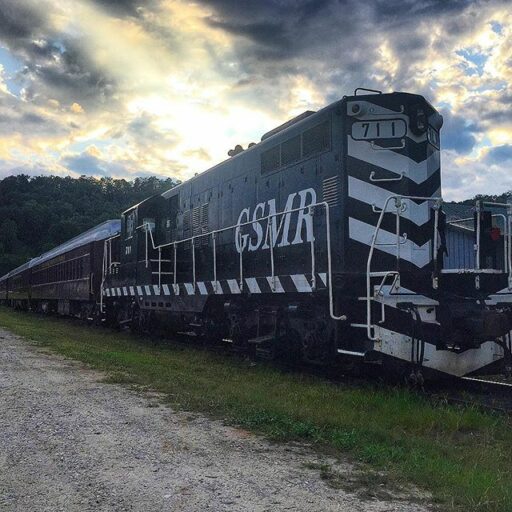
[2,89,512,380]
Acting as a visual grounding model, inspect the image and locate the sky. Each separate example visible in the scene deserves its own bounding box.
[0,0,510,201]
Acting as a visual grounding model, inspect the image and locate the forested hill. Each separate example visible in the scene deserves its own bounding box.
[0,175,179,276]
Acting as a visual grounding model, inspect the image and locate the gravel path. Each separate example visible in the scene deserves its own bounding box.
[0,328,431,512]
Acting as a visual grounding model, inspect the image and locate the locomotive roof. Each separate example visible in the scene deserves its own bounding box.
[160,97,342,200]
[29,219,121,269]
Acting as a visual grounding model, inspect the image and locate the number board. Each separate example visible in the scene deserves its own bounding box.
[351,119,406,140]
[427,126,440,149]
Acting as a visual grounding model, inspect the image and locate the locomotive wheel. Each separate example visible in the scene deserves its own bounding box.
[130,305,141,333]
[231,320,246,350]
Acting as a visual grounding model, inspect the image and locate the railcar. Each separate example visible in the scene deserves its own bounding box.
[100,89,512,379]
[0,272,9,304]
[28,220,121,317]
[7,261,31,310]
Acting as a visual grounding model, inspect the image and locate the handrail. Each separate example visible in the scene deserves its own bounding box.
[366,195,442,341]
[106,201,347,321]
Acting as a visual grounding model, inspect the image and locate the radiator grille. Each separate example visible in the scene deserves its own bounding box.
[322,176,340,208]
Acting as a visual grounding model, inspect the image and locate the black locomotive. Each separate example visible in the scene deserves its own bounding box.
[2,89,512,379]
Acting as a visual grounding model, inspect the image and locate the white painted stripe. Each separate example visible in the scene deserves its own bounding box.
[136,286,143,296]
[129,286,135,295]
[144,285,151,295]
[376,326,502,377]
[172,284,180,295]
[291,274,312,293]
[105,288,110,297]
[197,281,208,295]
[266,276,285,293]
[377,284,439,307]
[349,217,431,268]
[212,281,223,294]
[153,285,160,295]
[245,277,261,294]
[162,284,170,295]
[319,273,327,286]
[347,138,439,185]
[227,279,241,294]
[184,283,195,295]
[348,176,437,226]
[117,288,122,296]
[123,287,128,296]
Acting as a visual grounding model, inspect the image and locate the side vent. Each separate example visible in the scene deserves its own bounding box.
[200,203,209,246]
[323,176,340,208]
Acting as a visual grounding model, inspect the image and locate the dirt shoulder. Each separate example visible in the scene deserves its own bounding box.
[0,328,431,511]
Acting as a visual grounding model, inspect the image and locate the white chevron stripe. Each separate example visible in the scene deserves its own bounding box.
[136,286,143,296]
[172,284,180,295]
[144,285,151,295]
[291,274,312,293]
[349,217,432,268]
[162,284,170,295]
[245,277,261,294]
[117,288,122,296]
[153,285,160,295]
[349,176,439,226]
[348,138,439,185]
[319,273,327,286]
[227,279,241,294]
[129,286,135,295]
[197,281,208,295]
[122,287,128,296]
[266,276,285,293]
[211,281,223,294]
[184,283,195,295]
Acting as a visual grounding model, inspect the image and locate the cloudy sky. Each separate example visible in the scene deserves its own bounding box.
[0,0,510,200]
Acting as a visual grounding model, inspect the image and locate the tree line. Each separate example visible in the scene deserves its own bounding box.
[0,175,178,276]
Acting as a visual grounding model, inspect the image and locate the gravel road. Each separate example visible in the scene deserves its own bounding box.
[0,328,431,512]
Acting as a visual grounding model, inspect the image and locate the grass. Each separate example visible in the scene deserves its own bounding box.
[1,307,512,511]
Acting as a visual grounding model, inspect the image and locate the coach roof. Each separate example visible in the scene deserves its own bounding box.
[29,219,121,269]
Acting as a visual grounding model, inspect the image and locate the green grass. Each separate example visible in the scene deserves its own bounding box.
[1,307,512,511]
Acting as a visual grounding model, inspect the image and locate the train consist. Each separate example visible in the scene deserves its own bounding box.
[2,89,512,380]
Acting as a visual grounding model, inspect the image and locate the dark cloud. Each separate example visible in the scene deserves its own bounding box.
[0,0,46,42]
[0,0,117,111]
[0,92,66,136]
[61,151,138,177]
[440,110,481,154]
[61,153,110,176]
[126,113,180,148]
[485,145,512,165]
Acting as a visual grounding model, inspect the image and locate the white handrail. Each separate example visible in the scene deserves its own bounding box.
[366,195,442,341]
[128,201,345,321]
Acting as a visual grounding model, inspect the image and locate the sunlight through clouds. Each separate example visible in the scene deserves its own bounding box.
[0,0,509,199]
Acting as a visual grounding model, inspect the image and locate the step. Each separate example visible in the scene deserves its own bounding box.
[248,334,276,345]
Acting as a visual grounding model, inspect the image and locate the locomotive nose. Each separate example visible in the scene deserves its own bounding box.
[438,303,512,349]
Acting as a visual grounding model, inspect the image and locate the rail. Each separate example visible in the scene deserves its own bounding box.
[103,202,346,321]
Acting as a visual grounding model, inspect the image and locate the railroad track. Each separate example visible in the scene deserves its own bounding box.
[424,377,512,415]
[144,328,512,415]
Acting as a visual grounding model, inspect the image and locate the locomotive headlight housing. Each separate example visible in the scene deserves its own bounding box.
[347,102,367,117]
[409,105,427,135]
